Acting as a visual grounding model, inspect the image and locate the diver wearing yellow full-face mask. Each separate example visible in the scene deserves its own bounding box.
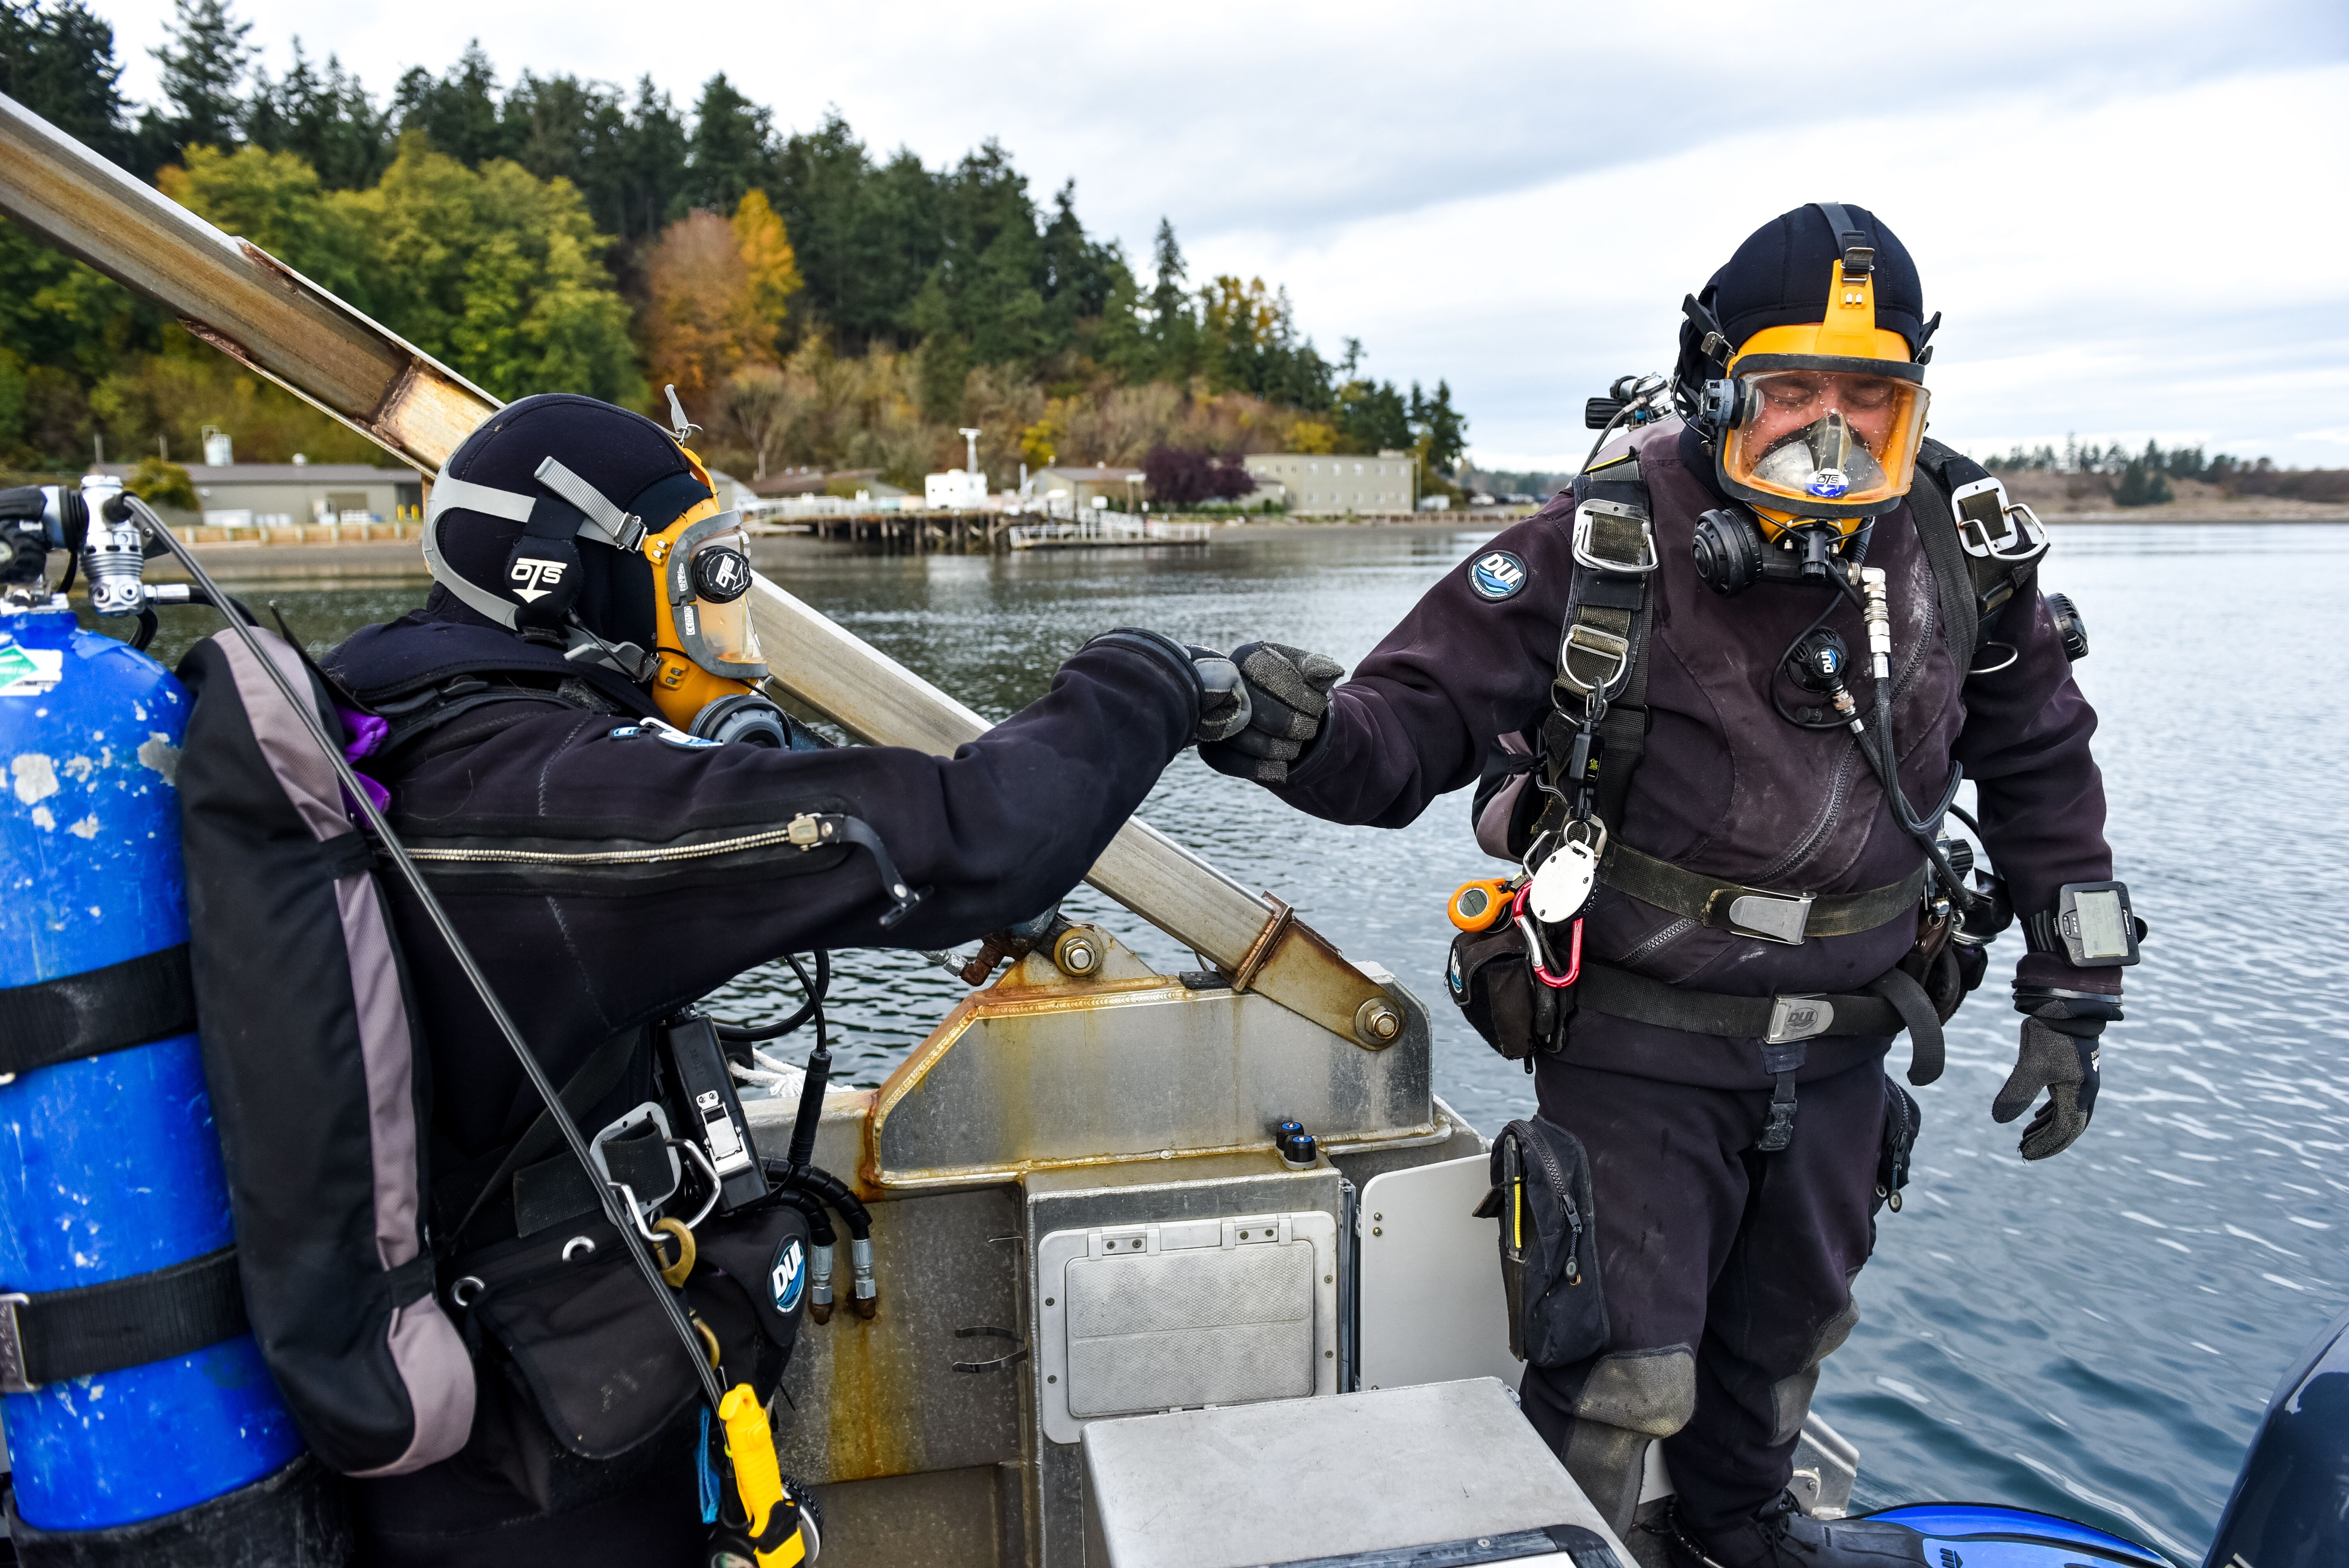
[1189,204,2133,1568]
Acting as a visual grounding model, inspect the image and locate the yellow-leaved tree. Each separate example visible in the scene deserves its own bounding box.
[732,191,803,326]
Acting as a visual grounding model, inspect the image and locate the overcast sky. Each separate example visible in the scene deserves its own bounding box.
[91,0,2349,470]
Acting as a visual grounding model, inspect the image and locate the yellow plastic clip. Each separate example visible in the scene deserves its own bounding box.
[721,1383,807,1567]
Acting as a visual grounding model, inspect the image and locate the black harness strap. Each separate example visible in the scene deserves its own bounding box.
[1534,451,1656,838]
[0,944,198,1077]
[1599,843,1930,940]
[1910,438,2044,671]
[0,1246,246,1390]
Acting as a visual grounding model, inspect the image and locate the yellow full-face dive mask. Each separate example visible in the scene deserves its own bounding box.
[1709,259,1929,538]
[643,494,773,735]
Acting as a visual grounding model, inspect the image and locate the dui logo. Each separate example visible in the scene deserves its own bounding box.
[1469,550,1528,601]
[770,1237,807,1315]
[510,556,567,602]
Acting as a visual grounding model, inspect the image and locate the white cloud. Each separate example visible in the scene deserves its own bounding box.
[82,0,2349,468]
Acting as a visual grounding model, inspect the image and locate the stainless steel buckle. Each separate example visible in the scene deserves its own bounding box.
[1573,501,1659,575]
[0,1292,35,1393]
[1765,995,1835,1045]
[1726,891,1814,945]
[1959,501,2049,565]
[1557,624,1631,696]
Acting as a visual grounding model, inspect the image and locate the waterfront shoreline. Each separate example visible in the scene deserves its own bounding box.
[131,510,2349,585]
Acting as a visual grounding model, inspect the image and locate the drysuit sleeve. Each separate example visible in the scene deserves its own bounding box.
[380,634,1199,1044]
[1265,508,1574,829]
[1951,589,2119,997]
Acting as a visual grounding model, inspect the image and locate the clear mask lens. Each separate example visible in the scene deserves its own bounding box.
[666,512,766,679]
[1721,367,1928,511]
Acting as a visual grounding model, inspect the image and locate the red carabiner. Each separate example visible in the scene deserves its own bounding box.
[1511,884,1582,988]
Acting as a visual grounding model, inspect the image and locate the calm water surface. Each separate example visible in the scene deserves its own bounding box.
[145,524,2349,1560]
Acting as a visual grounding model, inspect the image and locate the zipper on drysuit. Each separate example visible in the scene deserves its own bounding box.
[404,812,931,925]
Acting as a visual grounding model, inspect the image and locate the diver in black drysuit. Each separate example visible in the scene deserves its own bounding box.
[317,396,1230,1566]
[1196,207,2127,1568]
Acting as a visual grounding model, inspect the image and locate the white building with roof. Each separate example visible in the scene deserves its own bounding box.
[1243,449,1415,515]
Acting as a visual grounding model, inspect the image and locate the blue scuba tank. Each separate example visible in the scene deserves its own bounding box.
[0,602,304,1530]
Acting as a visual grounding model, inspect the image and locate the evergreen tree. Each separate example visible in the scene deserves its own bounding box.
[149,0,252,156]
[392,41,510,166]
[1144,217,1198,378]
[686,73,770,214]
[1410,380,1468,473]
[243,41,386,190]
[612,77,688,242]
[503,72,629,230]
[1,0,136,167]
[2114,456,2151,506]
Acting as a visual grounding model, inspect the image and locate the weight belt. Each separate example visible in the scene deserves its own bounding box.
[1598,843,1930,946]
[1576,959,1946,1089]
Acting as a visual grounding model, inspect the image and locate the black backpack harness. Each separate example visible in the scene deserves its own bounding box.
[1499,435,2047,1144]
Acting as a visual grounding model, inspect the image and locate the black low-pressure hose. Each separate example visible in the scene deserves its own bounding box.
[790,1166,871,1241]
[770,1185,835,1247]
[713,950,829,1045]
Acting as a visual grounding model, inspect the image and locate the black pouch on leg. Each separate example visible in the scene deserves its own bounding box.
[1447,925,1570,1064]
[1474,1117,1608,1366]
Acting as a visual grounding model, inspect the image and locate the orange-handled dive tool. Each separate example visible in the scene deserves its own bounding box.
[721,1383,814,1565]
[1449,877,1518,932]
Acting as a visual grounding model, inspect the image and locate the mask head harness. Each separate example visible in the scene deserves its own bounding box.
[1676,203,1941,569]
[423,398,788,745]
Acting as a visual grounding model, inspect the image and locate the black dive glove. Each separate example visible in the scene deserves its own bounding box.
[1198,641,1346,785]
[1080,629,1251,745]
[1993,987,2121,1160]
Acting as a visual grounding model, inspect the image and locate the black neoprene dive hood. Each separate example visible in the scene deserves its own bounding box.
[424,392,712,651]
[1674,203,1928,408]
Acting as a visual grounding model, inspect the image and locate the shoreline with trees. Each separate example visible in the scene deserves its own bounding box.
[0,0,1472,506]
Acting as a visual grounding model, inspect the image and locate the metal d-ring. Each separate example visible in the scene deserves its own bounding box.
[450,1275,486,1308]
[1559,816,1609,858]
[562,1236,597,1262]
[1968,642,2019,676]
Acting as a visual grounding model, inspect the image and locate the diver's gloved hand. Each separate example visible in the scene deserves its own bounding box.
[1078,628,1252,745]
[1993,988,2116,1160]
[1199,641,1346,785]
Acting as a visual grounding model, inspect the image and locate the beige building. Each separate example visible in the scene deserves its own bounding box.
[1244,449,1415,515]
[104,462,424,526]
[1030,465,1146,515]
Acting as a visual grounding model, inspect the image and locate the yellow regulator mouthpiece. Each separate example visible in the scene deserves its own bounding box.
[721,1383,807,1566]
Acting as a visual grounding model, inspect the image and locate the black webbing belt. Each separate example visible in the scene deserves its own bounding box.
[0,1246,250,1392]
[0,943,198,1078]
[1577,960,1944,1088]
[1598,844,1930,944]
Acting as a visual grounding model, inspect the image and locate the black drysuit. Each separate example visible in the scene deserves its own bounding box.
[1266,422,2117,1535]
[321,596,1199,1564]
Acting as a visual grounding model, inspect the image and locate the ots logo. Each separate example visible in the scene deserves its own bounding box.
[1469,550,1528,602]
[693,546,751,603]
[770,1237,807,1315]
[510,557,568,602]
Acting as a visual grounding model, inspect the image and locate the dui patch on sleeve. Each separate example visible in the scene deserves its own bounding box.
[1469,549,1529,601]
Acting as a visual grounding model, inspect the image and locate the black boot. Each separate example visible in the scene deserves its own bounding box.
[1663,1493,1927,1568]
